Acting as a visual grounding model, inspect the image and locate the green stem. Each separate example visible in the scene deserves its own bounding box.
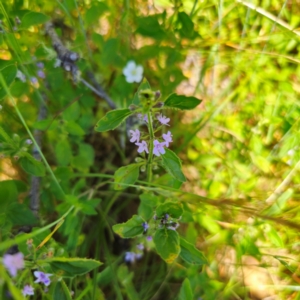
[146,111,154,182]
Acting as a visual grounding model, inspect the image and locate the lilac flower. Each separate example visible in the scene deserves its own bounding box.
[142,222,149,232]
[30,77,38,84]
[36,62,44,69]
[157,114,170,126]
[3,252,24,277]
[34,271,52,286]
[165,214,170,219]
[146,236,153,241]
[129,129,140,143]
[136,140,149,154]
[153,140,166,157]
[124,252,136,263]
[25,139,32,145]
[136,243,144,251]
[162,131,173,147]
[22,285,34,296]
[37,70,45,79]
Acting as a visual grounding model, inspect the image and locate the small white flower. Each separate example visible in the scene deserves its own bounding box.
[123,61,143,83]
[16,70,26,82]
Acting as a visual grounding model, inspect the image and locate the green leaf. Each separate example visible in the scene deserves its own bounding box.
[138,193,159,219]
[53,281,72,300]
[180,238,208,265]
[0,65,17,100]
[7,203,37,226]
[20,157,46,177]
[161,148,186,182]
[112,215,145,238]
[164,94,201,110]
[95,109,133,132]
[132,78,151,105]
[85,3,108,26]
[178,278,193,300]
[156,202,183,219]
[154,229,180,263]
[55,139,72,166]
[0,180,18,210]
[136,15,166,39]
[64,121,85,136]
[48,257,102,278]
[114,164,140,190]
[21,12,49,28]
[177,12,196,39]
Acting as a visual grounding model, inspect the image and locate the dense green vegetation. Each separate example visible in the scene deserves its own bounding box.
[1,0,300,299]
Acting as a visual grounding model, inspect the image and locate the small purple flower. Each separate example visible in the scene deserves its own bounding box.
[30,77,38,84]
[157,114,170,126]
[124,252,136,263]
[3,252,24,277]
[162,131,173,147]
[25,139,32,145]
[34,271,52,286]
[165,214,169,219]
[22,285,34,296]
[136,140,149,154]
[37,70,45,79]
[36,62,44,69]
[153,140,166,157]
[146,236,153,241]
[136,243,144,251]
[129,129,140,143]
[142,222,149,232]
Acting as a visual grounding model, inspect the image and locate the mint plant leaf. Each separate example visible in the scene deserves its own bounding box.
[180,237,208,265]
[112,215,145,238]
[95,109,133,132]
[161,148,186,182]
[114,163,140,190]
[164,94,201,110]
[154,229,180,263]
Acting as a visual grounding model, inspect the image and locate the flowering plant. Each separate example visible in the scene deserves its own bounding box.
[95,79,207,264]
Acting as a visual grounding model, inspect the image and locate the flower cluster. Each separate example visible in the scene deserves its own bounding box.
[154,213,180,231]
[2,251,53,297]
[129,113,173,157]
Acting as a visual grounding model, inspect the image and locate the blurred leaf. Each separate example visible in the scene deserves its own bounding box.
[48,257,102,278]
[180,238,208,265]
[139,193,159,207]
[117,265,140,300]
[85,2,108,26]
[0,180,18,210]
[164,94,201,110]
[64,121,85,136]
[7,203,37,226]
[132,78,151,106]
[53,281,72,300]
[114,164,140,190]
[20,156,46,177]
[21,11,49,28]
[178,278,193,300]
[95,109,133,132]
[154,229,180,263]
[177,12,196,39]
[154,173,182,189]
[161,148,186,182]
[0,65,17,100]
[112,215,144,238]
[156,202,183,218]
[136,15,166,39]
[55,139,72,166]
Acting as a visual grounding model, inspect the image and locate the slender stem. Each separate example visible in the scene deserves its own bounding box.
[146,111,155,182]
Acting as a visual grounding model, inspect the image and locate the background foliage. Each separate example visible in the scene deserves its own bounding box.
[1,0,300,299]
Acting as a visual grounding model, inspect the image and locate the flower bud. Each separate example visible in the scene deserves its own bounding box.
[153,101,164,108]
[155,90,161,100]
[140,165,146,172]
[129,104,138,111]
